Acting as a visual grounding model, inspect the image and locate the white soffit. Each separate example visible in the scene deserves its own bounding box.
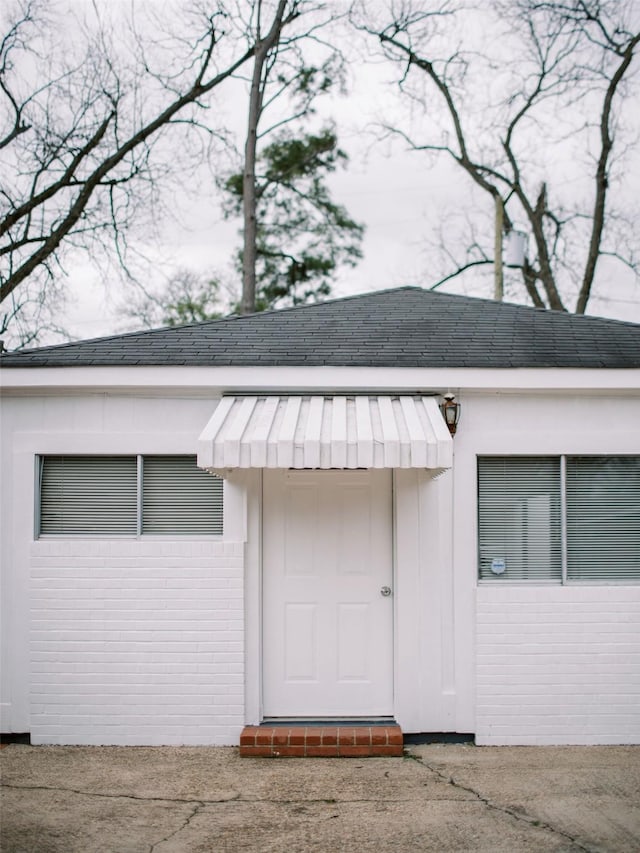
[197,395,452,472]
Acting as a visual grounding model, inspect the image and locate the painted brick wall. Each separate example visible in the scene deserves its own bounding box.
[30,540,244,745]
[476,586,640,745]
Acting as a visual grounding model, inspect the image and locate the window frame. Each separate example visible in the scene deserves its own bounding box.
[477,455,563,584]
[36,453,223,539]
[477,453,640,586]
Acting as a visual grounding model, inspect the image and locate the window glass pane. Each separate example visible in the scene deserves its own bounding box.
[142,455,223,535]
[566,456,640,581]
[40,456,137,535]
[478,457,562,581]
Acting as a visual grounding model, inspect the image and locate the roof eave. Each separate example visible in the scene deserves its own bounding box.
[2,364,639,395]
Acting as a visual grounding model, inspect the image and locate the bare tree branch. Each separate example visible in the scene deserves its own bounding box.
[0,3,258,318]
[429,258,494,290]
[362,0,640,315]
[576,28,640,313]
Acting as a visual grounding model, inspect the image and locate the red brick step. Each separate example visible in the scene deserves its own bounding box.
[239,723,403,757]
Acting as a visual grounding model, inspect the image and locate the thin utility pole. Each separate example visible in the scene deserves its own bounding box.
[494,195,504,301]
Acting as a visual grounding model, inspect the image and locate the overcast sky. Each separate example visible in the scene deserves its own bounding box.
[30,2,640,340]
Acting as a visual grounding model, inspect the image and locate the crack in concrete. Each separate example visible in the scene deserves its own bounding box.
[0,782,238,807]
[148,801,204,853]
[1,780,467,808]
[406,751,597,853]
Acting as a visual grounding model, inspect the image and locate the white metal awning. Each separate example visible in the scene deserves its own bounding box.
[197,395,452,473]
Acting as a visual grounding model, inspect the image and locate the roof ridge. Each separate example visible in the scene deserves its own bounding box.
[422,288,640,329]
[0,287,425,357]
[207,285,424,324]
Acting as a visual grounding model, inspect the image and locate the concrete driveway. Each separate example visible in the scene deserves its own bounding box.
[1,743,639,852]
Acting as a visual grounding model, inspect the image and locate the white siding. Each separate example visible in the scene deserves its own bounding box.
[1,393,248,744]
[30,541,244,745]
[476,586,640,745]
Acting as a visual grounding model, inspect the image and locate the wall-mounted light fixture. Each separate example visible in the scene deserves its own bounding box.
[440,393,461,435]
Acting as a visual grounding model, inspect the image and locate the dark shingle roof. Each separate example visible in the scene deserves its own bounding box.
[1,287,639,369]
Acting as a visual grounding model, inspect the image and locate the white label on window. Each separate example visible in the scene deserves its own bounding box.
[491,557,506,575]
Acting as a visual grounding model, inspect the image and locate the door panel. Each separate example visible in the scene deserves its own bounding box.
[263,469,393,717]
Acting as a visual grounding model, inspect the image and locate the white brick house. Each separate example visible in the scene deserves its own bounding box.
[1,287,639,747]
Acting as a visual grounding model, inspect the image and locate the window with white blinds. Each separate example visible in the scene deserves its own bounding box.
[38,455,223,537]
[40,456,138,535]
[566,456,640,581]
[478,455,640,583]
[478,457,562,581]
[142,455,223,535]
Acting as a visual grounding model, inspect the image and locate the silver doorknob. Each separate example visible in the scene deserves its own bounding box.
[380,586,392,597]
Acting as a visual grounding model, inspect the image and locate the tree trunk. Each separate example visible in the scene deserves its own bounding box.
[240,0,290,315]
[240,55,262,314]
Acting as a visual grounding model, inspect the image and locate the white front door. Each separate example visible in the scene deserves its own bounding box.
[262,469,394,717]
